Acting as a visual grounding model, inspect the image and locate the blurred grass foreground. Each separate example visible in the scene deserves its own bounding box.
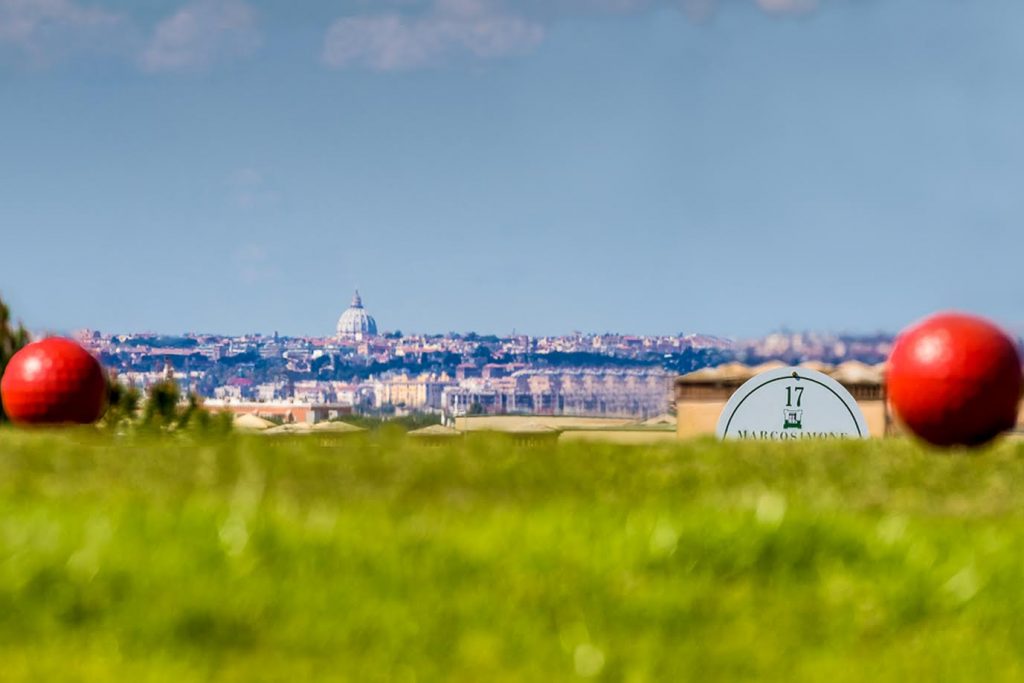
[4,432,1024,681]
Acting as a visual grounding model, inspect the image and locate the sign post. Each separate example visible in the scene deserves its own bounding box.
[716,367,868,440]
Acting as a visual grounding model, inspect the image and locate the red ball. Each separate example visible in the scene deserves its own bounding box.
[1,338,107,425]
[887,312,1022,447]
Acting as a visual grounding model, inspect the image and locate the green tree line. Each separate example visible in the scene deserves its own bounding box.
[0,295,30,423]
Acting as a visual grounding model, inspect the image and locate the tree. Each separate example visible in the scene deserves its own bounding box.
[142,380,181,430]
[0,295,30,423]
[103,378,141,431]
[176,392,226,433]
[138,379,229,434]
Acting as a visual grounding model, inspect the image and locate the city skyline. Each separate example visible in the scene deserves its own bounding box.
[3,0,1022,337]
[83,313,892,420]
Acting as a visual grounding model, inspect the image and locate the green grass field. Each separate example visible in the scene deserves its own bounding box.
[3,430,1024,681]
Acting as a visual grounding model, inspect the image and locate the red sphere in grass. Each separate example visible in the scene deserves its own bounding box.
[1,338,106,425]
[887,312,1022,447]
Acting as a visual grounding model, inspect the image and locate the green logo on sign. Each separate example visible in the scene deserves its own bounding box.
[783,385,804,429]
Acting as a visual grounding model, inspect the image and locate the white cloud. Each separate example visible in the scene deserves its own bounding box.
[0,0,826,72]
[228,167,280,210]
[141,0,260,73]
[323,0,828,70]
[232,243,279,285]
[0,0,123,63]
[754,0,818,14]
[547,0,819,16]
[323,0,545,71]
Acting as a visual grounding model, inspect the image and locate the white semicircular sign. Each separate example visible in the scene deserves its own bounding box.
[716,367,868,440]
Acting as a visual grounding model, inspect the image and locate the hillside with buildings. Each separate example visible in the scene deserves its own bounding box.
[78,291,895,423]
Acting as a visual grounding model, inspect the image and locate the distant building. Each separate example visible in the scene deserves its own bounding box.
[204,400,314,424]
[442,369,671,419]
[374,374,453,410]
[456,363,482,381]
[336,291,378,341]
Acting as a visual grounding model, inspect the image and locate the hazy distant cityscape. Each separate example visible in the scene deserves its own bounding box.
[77,291,895,423]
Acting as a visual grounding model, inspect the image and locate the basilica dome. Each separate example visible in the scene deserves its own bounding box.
[336,291,378,340]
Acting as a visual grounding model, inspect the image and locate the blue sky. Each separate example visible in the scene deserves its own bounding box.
[1,0,1022,338]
